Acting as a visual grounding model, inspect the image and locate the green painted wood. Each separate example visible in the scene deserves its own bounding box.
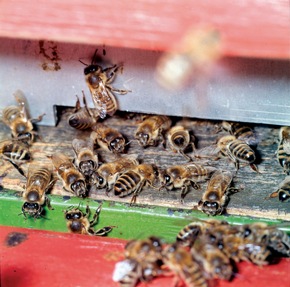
[0,189,289,242]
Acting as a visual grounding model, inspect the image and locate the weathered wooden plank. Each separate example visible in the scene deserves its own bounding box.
[0,109,289,220]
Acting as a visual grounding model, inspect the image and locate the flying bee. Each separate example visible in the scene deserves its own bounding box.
[93,157,139,193]
[156,27,221,90]
[90,123,126,154]
[1,90,45,143]
[167,125,196,161]
[68,91,99,130]
[162,243,208,287]
[50,152,87,197]
[135,115,171,148]
[191,242,233,281]
[21,164,55,218]
[198,170,235,216]
[159,163,216,202]
[114,164,159,205]
[64,204,115,236]
[267,176,290,202]
[0,139,31,177]
[237,223,290,258]
[72,138,98,181]
[219,121,258,147]
[217,135,259,173]
[277,127,290,175]
[82,49,131,119]
[176,218,229,247]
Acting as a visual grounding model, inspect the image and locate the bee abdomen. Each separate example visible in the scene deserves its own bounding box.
[68,112,95,130]
[114,171,141,196]
[187,264,207,287]
[229,140,255,162]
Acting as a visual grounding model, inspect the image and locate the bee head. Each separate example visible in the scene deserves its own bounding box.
[110,137,125,153]
[84,64,102,75]
[71,180,87,197]
[22,202,42,217]
[65,210,83,221]
[135,132,150,147]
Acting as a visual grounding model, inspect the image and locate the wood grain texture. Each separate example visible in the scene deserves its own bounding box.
[0,0,289,59]
[0,109,289,221]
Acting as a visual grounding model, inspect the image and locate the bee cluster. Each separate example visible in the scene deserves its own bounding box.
[113,218,290,287]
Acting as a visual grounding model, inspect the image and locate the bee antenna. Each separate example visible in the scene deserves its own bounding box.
[92,49,98,64]
[79,59,88,66]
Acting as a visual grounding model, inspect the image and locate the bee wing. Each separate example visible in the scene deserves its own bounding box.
[13,90,30,120]
[90,81,117,119]
[50,152,71,169]
[283,139,290,154]
[72,138,94,154]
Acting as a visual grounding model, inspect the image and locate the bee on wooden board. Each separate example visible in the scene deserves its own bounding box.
[191,242,233,281]
[162,243,208,287]
[114,164,159,205]
[21,164,55,219]
[167,125,196,161]
[197,170,236,216]
[90,123,126,154]
[68,91,99,130]
[92,156,139,193]
[155,27,222,90]
[135,115,171,148]
[219,121,258,147]
[82,49,131,119]
[64,204,115,236]
[50,152,87,197]
[72,138,98,181]
[277,126,290,175]
[159,163,217,203]
[267,176,290,202]
[0,139,31,177]
[217,135,259,173]
[1,90,45,144]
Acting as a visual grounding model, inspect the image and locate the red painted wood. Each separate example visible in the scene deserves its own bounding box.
[0,0,289,59]
[1,226,289,287]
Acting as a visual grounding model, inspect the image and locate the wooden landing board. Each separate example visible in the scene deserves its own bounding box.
[0,109,289,221]
[1,226,289,287]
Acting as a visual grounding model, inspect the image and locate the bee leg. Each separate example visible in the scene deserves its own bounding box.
[180,186,190,204]
[108,85,131,95]
[7,160,26,178]
[264,190,278,200]
[91,226,116,236]
[129,181,145,206]
[45,196,54,210]
[191,182,200,190]
[30,113,46,123]
[180,150,192,162]
[89,204,102,226]
[250,163,260,173]
[103,64,119,82]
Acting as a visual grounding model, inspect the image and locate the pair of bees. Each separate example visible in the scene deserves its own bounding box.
[0,91,45,177]
[113,219,290,287]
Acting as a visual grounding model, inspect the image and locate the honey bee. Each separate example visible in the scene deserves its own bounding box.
[237,223,290,257]
[159,163,216,202]
[68,92,99,130]
[267,176,290,202]
[124,237,164,282]
[21,164,55,218]
[112,258,141,287]
[162,243,208,287]
[114,164,159,205]
[176,219,229,247]
[217,135,259,173]
[1,90,45,143]
[220,121,258,147]
[191,242,233,280]
[93,157,139,193]
[90,123,126,154]
[198,170,235,216]
[72,138,98,180]
[277,127,290,175]
[156,27,221,90]
[83,50,131,119]
[64,204,115,236]
[135,115,171,148]
[167,125,195,161]
[50,152,87,197]
[0,139,31,177]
